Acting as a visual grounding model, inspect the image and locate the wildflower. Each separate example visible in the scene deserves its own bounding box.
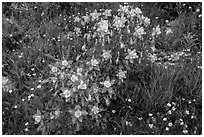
[8,90,12,93]
[142,16,150,26]
[127,8,136,18]
[152,25,161,37]
[149,113,153,117]
[127,98,131,102]
[118,5,130,14]
[167,102,171,107]
[71,74,78,82]
[62,60,68,66]
[134,7,142,14]
[69,105,88,124]
[149,124,153,128]
[25,128,29,132]
[113,15,127,29]
[74,27,81,35]
[133,26,146,39]
[116,69,127,81]
[168,122,173,127]
[180,121,184,125]
[97,19,109,33]
[37,85,42,89]
[166,27,173,34]
[91,58,99,67]
[183,129,188,134]
[74,16,81,22]
[60,87,72,99]
[78,80,87,90]
[51,66,58,73]
[103,9,112,17]
[102,49,112,60]
[90,9,101,21]
[33,109,42,124]
[165,127,169,131]
[25,122,29,126]
[125,49,138,63]
[185,110,190,115]
[168,110,172,115]
[172,106,176,111]
[163,117,167,121]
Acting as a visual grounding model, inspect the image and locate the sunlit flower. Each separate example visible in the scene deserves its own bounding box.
[133,26,146,39]
[97,19,109,33]
[62,60,68,66]
[33,109,42,124]
[113,15,127,29]
[152,25,161,37]
[74,16,81,22]
[74,27,81,35]
[165,127,169,131]
[125,49,138,62]
[118,5,130,14]
[142,15,150,26]
[134,7,142,14]
[116,69,127,81]
[168,122,173,127]
[91,58,99,67]
[78,80,87,90]
[71,74,79,82]
[166,27,173,34]
[103,9,112,17]
[163,117,167,121]
[183,129,188,134]
[51,66,58,73]
[102,49,112,60]
[90,9,101,21]
[60,87,72,100]
[69,105,88,124]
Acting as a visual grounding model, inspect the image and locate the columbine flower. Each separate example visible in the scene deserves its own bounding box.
[50,109,61,119]
[51,66,58,73]
[152,25,161,37]
[69,105,88,124]
[183,129,188,134]
[125,49,138,63]
[74,27,81,35]
[74,16,81,22]
[91,58,99,67]
[113,15,127,29]
[33,109,42,124]
[60,87,73,101]
[103,9,112,17]
[102,76,114,88]
[118,5,130,14]
[116,69,127,81]
[88,105,102,116]
[78,80,87,90]
[97,19,109,33]
[134,7,142,14]
[102,49,112,60]
[133,26,146,39]
[168,122,173,127]
[166,27,173,34]
[142,15,150,26]
[90,9,101,21]
[71,74,78,82]
[62,60,68,66]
